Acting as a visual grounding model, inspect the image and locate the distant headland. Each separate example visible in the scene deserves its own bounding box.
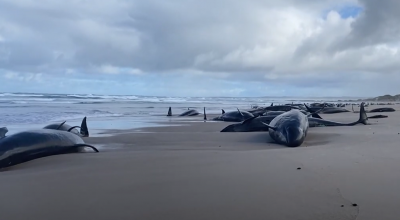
[360,94,400,102]
[336,94,400,102]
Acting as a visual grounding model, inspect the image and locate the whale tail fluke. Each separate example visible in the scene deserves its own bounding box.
[0,127,8,139]
[80,117,89,137]
[167,107,172,116]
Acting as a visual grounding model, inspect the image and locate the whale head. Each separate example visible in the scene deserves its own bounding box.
[283,126,304,147]
[265,115,307,148]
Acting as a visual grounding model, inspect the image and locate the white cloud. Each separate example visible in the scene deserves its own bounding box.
[97,64,143,75]
[99,64,120,74]
[127,68,143,75]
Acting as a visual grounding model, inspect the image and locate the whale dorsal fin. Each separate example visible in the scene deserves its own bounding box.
[359,102,368,125]
[167,107,172,116]
[80,116,89,137]
[222,109,225,114]
[270,103,273,106]
[0,127,8,139]
[56,121,66,130]
[203,107,207,121]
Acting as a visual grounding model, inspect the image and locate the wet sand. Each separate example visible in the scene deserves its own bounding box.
[1,105,400,220]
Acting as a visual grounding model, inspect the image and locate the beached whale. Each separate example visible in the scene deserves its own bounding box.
[43,117,89,137]
[320,107,350,114]
[166,107,200,116]
[220,115,277,132]
[262,109,310,147]
[352,105,393,116]
[0,128,99,169]
[308,106,350,114]
[263,109,318,117]
[179,108,200,116]
[248,108,268,117]
[220,112,316,133]
[221,103,368,133]
[263,111,287,116]
[366,115,388,119]
[248,103,315,117]
[261,103,368,147]
[213,108,254,122]
[265,105,301,111]
[368,107,395,113]
[308,103,368,127]
[247,105,301,116]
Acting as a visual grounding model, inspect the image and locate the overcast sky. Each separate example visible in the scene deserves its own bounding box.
[0,0,399,97]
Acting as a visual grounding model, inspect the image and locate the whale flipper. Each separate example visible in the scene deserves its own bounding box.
[304,103,323,119]
[56,121,67,130]
[72,144,99,152]
[237,108,244,117]
[0,127,8,139]
[306,104,326,117]
[261,122,277,131]
[68,126,81,132]
[241,115,259,124]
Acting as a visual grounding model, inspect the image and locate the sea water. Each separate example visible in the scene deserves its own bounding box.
[0,92,361,135]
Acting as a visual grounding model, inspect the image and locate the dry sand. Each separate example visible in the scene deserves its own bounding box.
[1,105,400,220]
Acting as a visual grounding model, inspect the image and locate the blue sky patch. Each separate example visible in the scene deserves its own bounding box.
[338,5,363,18]
[322,4,363,20]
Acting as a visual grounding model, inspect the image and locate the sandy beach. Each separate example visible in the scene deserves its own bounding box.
[1,105,400,220]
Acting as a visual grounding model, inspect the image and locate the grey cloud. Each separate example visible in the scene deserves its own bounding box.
[337,0,400,49]
[0,0,400,97]
[0,0,358,73]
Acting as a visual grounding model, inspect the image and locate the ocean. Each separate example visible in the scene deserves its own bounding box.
[0,92,360,135]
